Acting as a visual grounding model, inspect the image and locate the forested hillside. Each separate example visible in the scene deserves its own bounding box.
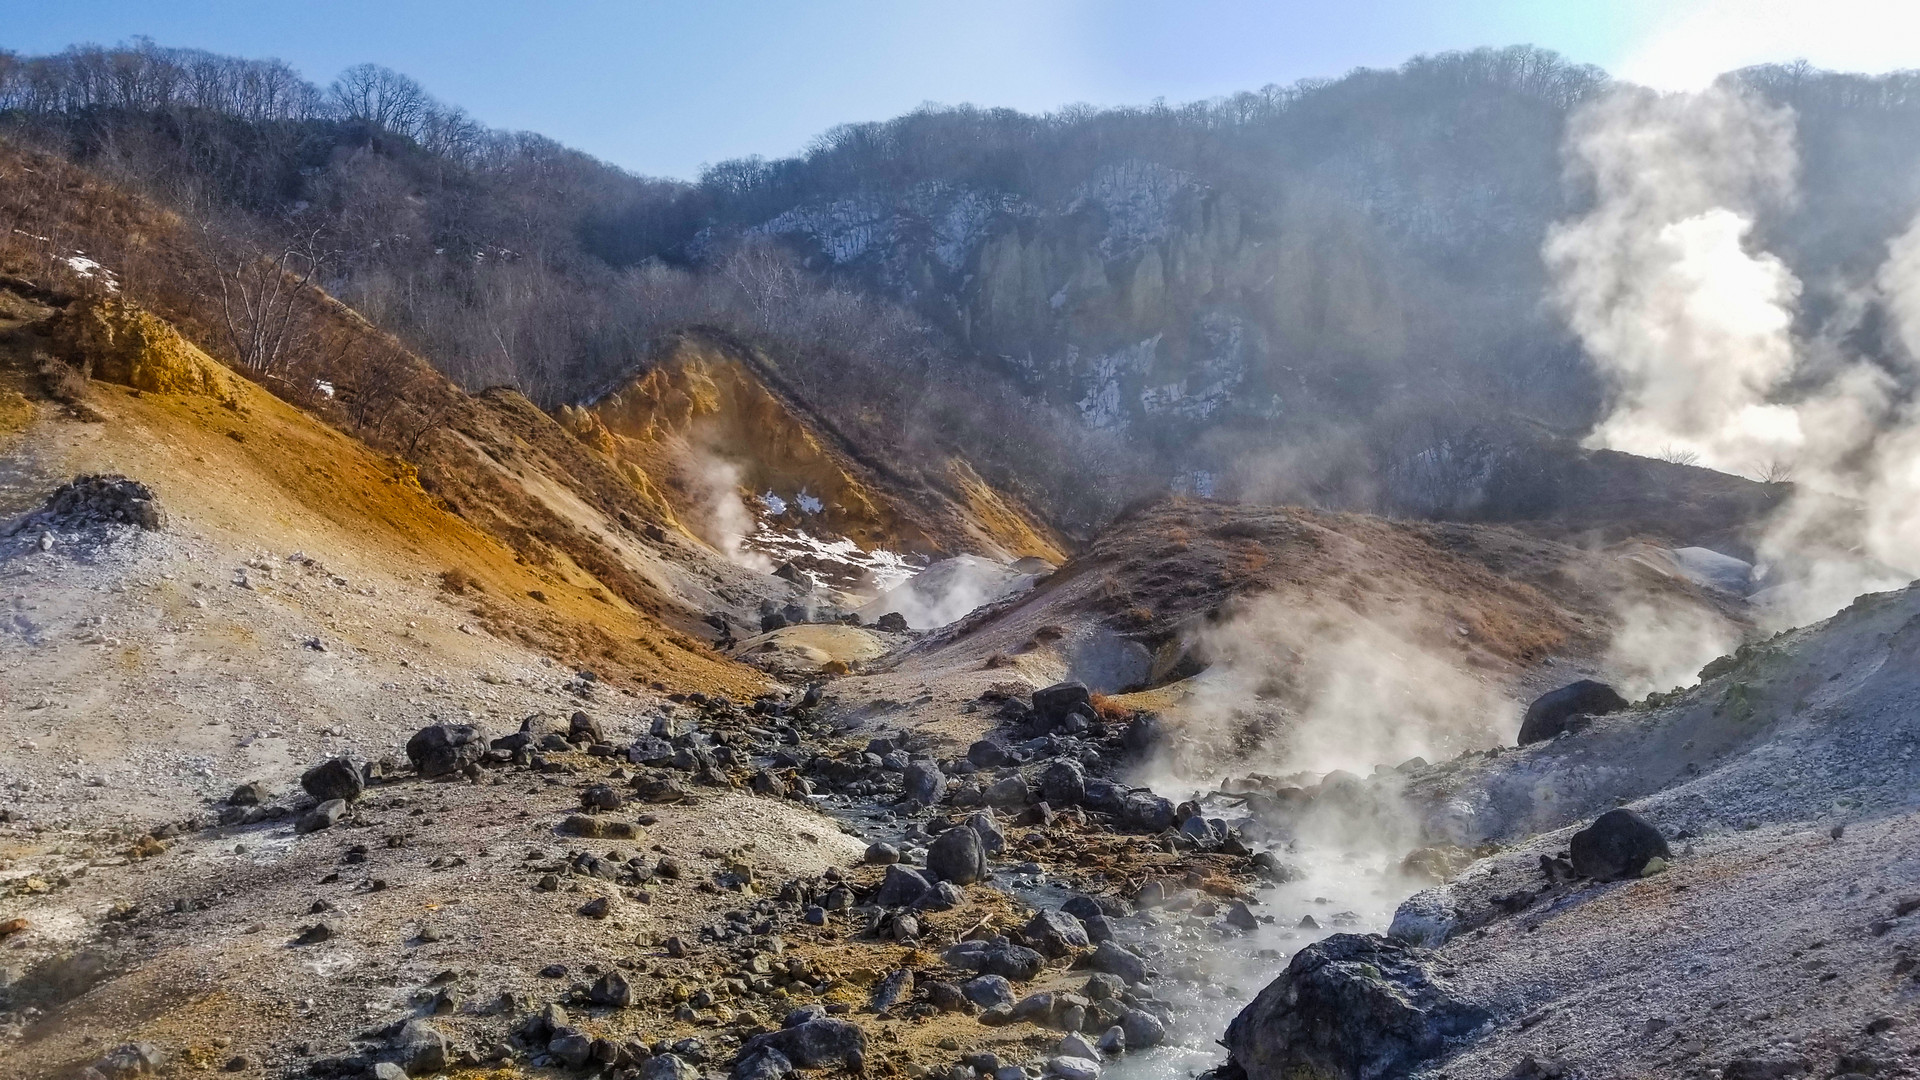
[8,41,1920,532]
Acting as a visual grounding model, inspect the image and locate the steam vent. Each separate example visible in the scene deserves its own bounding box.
[3,22,1919,1080]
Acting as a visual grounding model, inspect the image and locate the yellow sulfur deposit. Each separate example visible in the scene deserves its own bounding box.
[57,297,244,405]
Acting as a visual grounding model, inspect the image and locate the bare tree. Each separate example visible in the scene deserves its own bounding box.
[328,64,429,135]
[201,224,330,379]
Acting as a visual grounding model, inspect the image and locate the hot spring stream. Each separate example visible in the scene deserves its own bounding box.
[820,786,1418,1079]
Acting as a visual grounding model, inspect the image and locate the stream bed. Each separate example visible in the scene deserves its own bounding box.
[812,783,1418,1079]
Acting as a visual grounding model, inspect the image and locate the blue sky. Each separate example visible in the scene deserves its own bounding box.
[10,1,1916,180]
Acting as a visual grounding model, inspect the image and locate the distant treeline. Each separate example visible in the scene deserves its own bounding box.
[8,39,1920,531]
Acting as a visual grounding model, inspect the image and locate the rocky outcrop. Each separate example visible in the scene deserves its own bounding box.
[1569,808,1670,881]
[1518,680,1628,745]
[53,297,244,405]
[1221,933,1487,1080]
[574,337,1063,562]
[405,724,488,777]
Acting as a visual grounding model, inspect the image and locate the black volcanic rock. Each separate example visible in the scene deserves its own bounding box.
[1223,933,1487,1080]
[1518,680,1628,745]
[1569,808,1671,881]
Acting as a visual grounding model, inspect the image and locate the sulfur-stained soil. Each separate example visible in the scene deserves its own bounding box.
[2,172,1908,1080]
[0,284,1276,1080]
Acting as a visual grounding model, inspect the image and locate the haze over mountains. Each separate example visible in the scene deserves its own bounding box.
[9,41,1920,537]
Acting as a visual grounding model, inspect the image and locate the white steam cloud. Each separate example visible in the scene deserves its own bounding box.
[1143,597,1518,790]
[857,554,1034,630]
[683,452,772,572]
[1547,81,1920,628]
[1544,85,1804,474]
[1603,598,1743,698]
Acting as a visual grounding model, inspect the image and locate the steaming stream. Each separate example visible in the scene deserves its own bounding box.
[816,779,1420,1079]
[1090,790,1417,1080]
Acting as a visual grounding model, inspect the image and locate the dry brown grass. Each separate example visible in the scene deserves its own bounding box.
[33,350,88,404]
[0,387,32,434]
[1030,498,1618,675]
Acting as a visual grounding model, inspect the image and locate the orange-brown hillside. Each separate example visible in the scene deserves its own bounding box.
[7,290,762,696]
[0,137,1064,635]
[564,333,1066,564]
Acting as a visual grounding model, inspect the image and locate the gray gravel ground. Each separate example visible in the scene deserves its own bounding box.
[1385,582,1920,1079]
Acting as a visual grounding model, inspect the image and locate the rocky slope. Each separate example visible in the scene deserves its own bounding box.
[1209,583,1920,1080]
[559,332,1064,567]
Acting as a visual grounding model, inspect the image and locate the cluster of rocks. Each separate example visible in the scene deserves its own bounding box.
[799,682,1262,867]
[704,593,913,641]
[224,675,1273,1080]
[6,474,163,544]
[270,689,841,835]
[748,841,1176,1080]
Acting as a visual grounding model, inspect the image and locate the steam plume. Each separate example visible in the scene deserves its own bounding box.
[683,452,772,572]
[858,555,1033,629]
[1546,81,1920,628]
[1142,596,1517,790]
[1603,598,1743,697]
[1544,84,1804,474]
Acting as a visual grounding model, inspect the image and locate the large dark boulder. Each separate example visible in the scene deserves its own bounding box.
[406,724,487,777]
[1039,759,1087,807]
[1518,680,1628,745]
[902,762,946,806]
[740,1018,865,1070]
[963,811,1006,855]
[388,1019,449,1075]
[301,757,364,802]
[872,865,931,908]
[927,822,988,884]
[1087,940,1149,984]
[963,974,1015,1007]
[967,740,1012,767]
[568,711,605,745]
[1569,808,1671,881]
[1022,909,1089,958]
[1122,793,1176,832]
[1223,933,1488,1080]
[1082,778,1127,813]
[1032,681,1093,729]
[944,940,1045,981]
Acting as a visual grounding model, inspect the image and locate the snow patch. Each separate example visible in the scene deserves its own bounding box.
[743,526,921,597]
[62,252,119,292]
